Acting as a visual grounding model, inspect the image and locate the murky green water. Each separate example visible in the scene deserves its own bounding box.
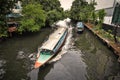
[0,28,53,80]
[0,27,120,80]
[74,28,120,80]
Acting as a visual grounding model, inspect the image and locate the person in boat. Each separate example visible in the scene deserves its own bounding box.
[36,49,49,58]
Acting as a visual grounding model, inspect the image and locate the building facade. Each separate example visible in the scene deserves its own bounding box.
[6,1,22,33]
[94,0,120,25]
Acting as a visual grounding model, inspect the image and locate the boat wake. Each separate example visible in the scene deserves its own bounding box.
[28,19,73,80]
[49,26,73,63]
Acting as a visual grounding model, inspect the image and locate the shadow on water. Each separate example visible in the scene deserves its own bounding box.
[28,62,54,80]
[38,63,54,80]
[34,50,87,80]
[28,68,39,80]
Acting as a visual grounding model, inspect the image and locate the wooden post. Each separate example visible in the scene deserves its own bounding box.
[114,25,118,43]
[9,32,12,37]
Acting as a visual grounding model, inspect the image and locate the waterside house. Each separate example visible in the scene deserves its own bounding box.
[6,1,22,33]
[94,0,120,25]
[93,0,120,36]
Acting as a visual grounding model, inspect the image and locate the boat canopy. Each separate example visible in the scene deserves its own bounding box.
[41,27,66,51]
[6,13,21,18]
[77,22,84,28]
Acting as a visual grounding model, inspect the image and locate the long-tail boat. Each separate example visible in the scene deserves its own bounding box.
[34,27,68,68]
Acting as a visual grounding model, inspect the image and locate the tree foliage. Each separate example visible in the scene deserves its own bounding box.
[70,0,96,22]
[46,10,63,25]
[97,9,106,25]
[0,0,66,37]
[39,0,62,12]
[63,10,71,18]
[18,3,46,33]
[39,0,64,26]
[0,0,14,37]
[70,0,88,21]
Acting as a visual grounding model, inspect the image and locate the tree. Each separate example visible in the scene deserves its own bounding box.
[87,0,97,23]
[39,0,62,12]
[70,0,96,22]
[0,0,14,37]
[46,9,63,25]
[63,10,71,18]
[97,9,106,25]
[70,0,86,21]
[90,11,97,23]
[21,0,40,6]
[39,0,64,26]
[18,3,46,33]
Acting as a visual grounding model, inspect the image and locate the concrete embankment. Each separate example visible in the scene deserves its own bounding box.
[84,23,120,62]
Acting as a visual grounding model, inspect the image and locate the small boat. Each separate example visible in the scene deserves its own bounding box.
[76,22,84,33]
[34,27,68,68]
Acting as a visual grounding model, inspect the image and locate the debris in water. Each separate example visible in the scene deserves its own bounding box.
[28,54,34,58]
[29,53,36,61]
[17,51,25,59]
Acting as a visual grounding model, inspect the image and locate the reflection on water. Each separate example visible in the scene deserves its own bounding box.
[37,28,120,80]
[28,26,73,80]
[0,27,120,80]
[75,28,120,80]
[43,51,87,80]
[0,28,53,80]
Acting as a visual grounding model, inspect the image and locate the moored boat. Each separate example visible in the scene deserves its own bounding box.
[76,22,84,33]
[34,27,68,68]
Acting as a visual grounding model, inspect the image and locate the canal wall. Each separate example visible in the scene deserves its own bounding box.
[102,23,120,37]
[84,23,120,62]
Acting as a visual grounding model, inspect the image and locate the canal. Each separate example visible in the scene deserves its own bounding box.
[0,27,120,80]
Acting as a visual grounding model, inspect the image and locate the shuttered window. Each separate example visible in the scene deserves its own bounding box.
[112,3,120,25]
